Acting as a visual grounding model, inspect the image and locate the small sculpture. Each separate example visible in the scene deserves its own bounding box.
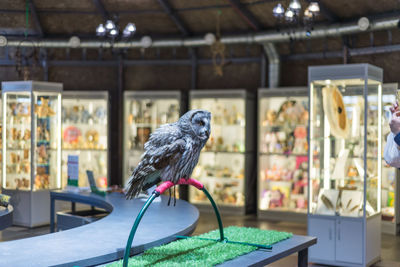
[125,109,211,204]
[35,97,55,117]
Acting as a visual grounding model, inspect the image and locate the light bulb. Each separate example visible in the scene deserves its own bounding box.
[109,28,118,36]
[289,0,301,11]
[96,24,106,36]
[125,22,136,33]
[304,8,312,19]
[105,20,115,30]
[308,2,320,13]
[285,9,294,20]
[273,3,285,18]
[122,29,131,37]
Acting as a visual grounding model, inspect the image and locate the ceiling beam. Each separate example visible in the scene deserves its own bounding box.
[0,28,39,36]
[157,0,190,36]
[92,0,109,20]
[227,0,262,31]
[28,0,44,37]
[305,0,339,22]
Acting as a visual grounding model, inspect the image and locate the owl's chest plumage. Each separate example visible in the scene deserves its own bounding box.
[160,136,204,183]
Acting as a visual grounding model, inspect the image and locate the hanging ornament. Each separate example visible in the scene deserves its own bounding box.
[211,11,226,76]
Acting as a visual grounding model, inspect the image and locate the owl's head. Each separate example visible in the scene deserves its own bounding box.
[179,109,211,141]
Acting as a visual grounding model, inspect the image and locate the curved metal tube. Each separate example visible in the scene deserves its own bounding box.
[201,187,224,241]
[122,180,224,267]
[123,192,158,267]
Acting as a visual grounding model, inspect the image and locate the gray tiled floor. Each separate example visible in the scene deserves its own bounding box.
[1,211,400,266]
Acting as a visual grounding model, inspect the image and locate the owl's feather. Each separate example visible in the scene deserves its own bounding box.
[125,109,211,199]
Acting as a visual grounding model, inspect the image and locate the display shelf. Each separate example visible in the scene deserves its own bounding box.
[123,91,181,186]
[308,64,382,266]
[257,87,309,222]
[260,152,308,157]
[62,148,107,152]
[189,89,254,214]
[381,83,400,235]
[202,150,246,154]
[1,81,62,227]
[61,91,108,189]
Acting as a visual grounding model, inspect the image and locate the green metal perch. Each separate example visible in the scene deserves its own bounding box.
[122,178,271,267]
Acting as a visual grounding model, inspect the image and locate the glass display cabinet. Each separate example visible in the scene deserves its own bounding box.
[258,87,308,222]
[308,64,382,266]
[381,83,400,235]
[62,91,108,189]
[1,81,62,227]
[189,90,255,214]
[123,91,181,186]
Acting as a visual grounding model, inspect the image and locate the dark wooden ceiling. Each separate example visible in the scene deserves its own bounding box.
[1,0,399,38]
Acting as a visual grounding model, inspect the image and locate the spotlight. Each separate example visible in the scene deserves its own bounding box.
[109,28,118,37]
[105,20,115,30]
[96,24,106,36]
[273,3,285,18]
[122,23,136,38]
[125,23,136,33]
[289,0,301,12]
[308,2,320,13]
[285,9,295,21]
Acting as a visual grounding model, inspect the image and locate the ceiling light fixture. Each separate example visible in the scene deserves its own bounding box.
[96,19,136,39]
[272,1,319,36]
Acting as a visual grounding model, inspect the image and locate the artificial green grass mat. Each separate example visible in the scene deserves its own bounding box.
[108,226,292,267]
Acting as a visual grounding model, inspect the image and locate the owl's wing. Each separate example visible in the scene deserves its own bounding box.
[126,124,185,199]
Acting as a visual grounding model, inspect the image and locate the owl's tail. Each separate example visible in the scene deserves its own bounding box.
[125,162,161,199]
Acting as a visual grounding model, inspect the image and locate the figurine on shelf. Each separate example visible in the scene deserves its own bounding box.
[35,97,55,117]
[81,108,92,124]
[269,189,285,208]
[22,129,31,141]
[70,106,81,123]
[37,144,49,163]
[95,106,107,124]
[85,130,99,149]
[263,110,277,126]
[293,126,308,154]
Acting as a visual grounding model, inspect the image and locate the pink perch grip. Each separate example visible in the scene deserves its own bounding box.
[155,178,204,194]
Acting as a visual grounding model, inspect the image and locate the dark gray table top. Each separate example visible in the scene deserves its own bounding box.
[0,205,13,230]
[0,191,199,267]
[217,235,317,267]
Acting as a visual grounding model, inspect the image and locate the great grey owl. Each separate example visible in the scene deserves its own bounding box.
[126,109,211,200]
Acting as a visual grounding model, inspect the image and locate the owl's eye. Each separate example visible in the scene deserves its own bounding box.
[199,120,205,126]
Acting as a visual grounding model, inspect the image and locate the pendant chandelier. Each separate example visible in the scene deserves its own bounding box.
[96,19,136,39]
[273,0,320,35]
